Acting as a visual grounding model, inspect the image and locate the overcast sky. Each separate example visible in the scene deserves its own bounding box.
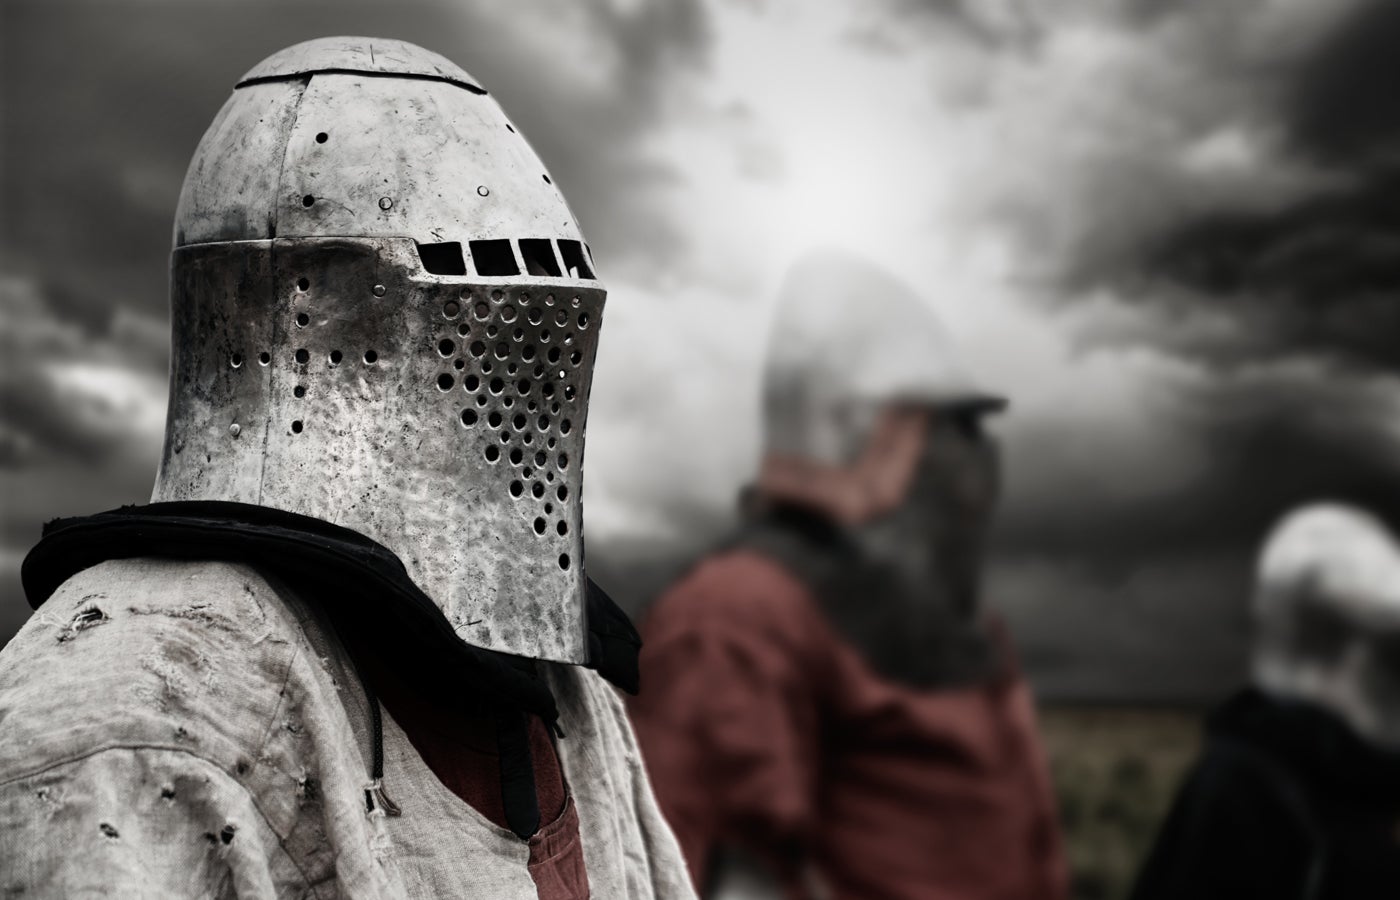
[4,0,1400,700]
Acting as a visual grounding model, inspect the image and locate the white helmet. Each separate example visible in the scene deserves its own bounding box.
[761,248,1003,467]
[154,38,604,663]
[1253,503,1400,749]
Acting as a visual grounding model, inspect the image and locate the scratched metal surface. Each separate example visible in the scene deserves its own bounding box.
[156,239,603,662]
[154,38,605,662]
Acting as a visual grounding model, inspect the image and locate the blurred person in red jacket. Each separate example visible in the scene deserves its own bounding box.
[630,249,1069,900]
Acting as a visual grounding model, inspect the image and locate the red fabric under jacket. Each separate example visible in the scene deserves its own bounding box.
[630,549,1068,900]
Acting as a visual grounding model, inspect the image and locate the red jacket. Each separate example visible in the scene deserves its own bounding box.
[631,549,1068,900]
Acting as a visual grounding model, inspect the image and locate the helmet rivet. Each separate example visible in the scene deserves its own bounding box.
[372,284,387,297]
[476,185,489,197]
[378,197,393,210]
[229,423,241,437]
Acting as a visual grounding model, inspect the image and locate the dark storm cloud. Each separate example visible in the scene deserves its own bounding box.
[1095,0,1400,374]
[1012,0,1400,555]
[997,368,1400,564]
[1134,0,1400,373]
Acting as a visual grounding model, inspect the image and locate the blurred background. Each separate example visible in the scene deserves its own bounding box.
[4,0,1400,896]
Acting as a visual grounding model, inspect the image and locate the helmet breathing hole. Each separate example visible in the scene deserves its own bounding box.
[437,374,453,391]
[296,277,310,292]
[416,242,466,276]
[301,195,315,208]
[558,554,570,571]
[461,409,478,427]
[471,241,519,277]
[230,353,243,369]
[438,339,455,357]
[291,420,304,434]
[329,349,343,366]
[315,132,328,144]
[484,445,500,463]
[520,239,562,277]
[510,480,523,497]
[295,348,310,364]
[296,313,310,327]
[443,301,460,318]
[558,242,595,280]
[258,351,271,366]
[534,517,546,535]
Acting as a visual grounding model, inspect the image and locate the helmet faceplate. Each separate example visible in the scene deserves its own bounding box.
[154,38,604,663]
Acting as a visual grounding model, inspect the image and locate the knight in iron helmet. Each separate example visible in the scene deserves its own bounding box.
[629,249,1068,899]
[0,38,694,899]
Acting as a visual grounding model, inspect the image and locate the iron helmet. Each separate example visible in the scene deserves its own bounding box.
[154,38,604,663]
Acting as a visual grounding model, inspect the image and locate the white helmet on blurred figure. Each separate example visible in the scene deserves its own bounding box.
[154,37,604,663]
[761,248,1003,467]
[1253,503,1400,750]
[756,248,1003,524]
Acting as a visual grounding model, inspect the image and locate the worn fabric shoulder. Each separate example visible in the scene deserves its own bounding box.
[0,746,305,897]
[0,558,305,786]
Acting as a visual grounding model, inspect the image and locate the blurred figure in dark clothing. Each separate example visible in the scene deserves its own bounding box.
[630,249,1069,900]
[1132,504,1400,900]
